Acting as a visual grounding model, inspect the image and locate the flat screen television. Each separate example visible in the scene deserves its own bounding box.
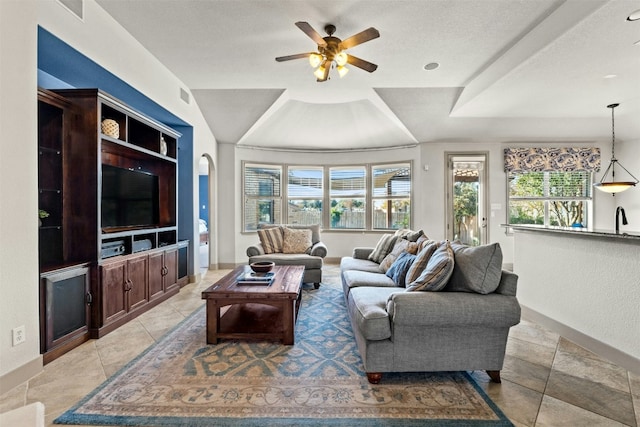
[101,164,159,230]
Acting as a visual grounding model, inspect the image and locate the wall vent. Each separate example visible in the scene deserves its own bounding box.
[57,0,84,20]
[180,88,190,104]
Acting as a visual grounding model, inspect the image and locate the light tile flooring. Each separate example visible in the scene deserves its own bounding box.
[1,264,639,426]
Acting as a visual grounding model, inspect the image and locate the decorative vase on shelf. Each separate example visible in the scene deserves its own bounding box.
[160,136,168,156]
[101,119,119,138]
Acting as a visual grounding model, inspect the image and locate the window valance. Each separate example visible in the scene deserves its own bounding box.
[504,147,600,173]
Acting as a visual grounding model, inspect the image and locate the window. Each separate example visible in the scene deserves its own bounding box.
[243,163,282,230]
[504,147,599,228]
[329,166,366,229]
[242,162,413,231]
[372,163,411,229]
[287,167,323,226]
[507,170,593,227]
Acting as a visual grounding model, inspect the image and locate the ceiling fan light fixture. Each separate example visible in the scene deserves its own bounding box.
[337,65,349,78]
[335,51,348,66]
[313,65,326,80]
[594,103,639,195]
[309,53,323,68]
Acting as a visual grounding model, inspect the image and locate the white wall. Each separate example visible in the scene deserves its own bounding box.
[0,0,217,385]
[219,140,611,267]
[513,229,640,371]
[0,0,41,387]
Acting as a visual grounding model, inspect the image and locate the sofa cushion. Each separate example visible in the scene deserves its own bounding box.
[385,251,416,287]
[348,287,399,341]
[405,240,439,284]
[406,241,455,292]
[282,227,312,254]
[257,226,284,254]
[340,257,383,274]
[445,242,503,294]
[342,270,397,290]
[368,234,398,263]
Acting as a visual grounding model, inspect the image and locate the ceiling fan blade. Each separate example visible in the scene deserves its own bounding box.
[275,52,311,62]
[340,27,380,50]
[295,21,327,47]
[346,54,378,73]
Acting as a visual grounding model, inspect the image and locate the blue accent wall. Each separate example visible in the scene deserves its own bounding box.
[199,175,209,223]
[37,27,195,275]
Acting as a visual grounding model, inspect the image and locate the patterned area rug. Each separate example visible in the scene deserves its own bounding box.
[55,276,513,426]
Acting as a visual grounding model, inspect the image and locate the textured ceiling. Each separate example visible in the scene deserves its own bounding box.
[96,0,640,150]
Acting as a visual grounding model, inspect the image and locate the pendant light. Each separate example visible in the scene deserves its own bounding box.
[593,103,639,195]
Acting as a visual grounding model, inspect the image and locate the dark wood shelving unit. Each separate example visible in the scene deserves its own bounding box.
[38,88,189,360]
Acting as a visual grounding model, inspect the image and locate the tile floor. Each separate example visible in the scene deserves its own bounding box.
[1,264,639,426]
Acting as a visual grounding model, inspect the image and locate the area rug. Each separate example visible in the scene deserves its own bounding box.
[55,279,513,426]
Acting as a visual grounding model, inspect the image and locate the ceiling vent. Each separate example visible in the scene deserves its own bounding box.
[57,0,83,20]
[180,88,190,104]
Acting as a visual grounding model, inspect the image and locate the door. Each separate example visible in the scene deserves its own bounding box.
[164,248,178,292]
[148,251,165,301]
[100,260,128,324]
[127,255,149,313]
[446,153,488,246]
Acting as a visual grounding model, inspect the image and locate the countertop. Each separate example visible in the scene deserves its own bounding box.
[504,224,640,241]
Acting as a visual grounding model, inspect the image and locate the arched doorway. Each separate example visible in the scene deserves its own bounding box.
[198,155,215,272]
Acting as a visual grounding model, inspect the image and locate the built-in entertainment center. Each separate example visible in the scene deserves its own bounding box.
[38,88,189,363]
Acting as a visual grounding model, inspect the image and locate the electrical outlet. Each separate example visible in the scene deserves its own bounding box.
[12,325,26,346]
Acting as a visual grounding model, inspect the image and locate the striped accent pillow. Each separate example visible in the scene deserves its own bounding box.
[368,234,398,264]
[406,240,455,292]
[257,227,284,254]
[379,239,410,272]
[405,240,439,283]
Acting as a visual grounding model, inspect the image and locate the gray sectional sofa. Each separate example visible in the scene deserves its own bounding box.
[340,236,521,384]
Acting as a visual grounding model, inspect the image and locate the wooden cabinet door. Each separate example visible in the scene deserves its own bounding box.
[100,260,127,324]
[127,255,149,313]
[148,251,165,301]
[164,248,178,292]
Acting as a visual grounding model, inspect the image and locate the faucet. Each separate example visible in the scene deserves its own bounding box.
[615,206,628,233]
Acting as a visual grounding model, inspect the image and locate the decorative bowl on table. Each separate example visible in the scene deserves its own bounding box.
[250,261,275,274]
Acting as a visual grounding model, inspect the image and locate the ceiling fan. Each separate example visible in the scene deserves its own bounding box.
[275,21,380,82]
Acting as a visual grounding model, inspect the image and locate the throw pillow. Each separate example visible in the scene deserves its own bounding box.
[385,251,416,287]
[257,226,284,254]
[393,228,425,242]
[379,239,410,272]
[368,234,398,264]
[445,242,503,294]
[282,227,313,254]
[405,240,439,284]
[406,241,455,292]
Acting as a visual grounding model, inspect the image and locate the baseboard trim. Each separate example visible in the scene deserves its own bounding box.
[218,262,242,269]
[0,355,43,395]
[520,305,640,375]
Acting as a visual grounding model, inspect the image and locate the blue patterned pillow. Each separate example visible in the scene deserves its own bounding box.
[385,251,416,287]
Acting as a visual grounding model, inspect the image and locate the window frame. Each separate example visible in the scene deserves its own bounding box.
[242,162,283,231]
[506,170,594,228]
[242,161,413,232]
[371,163,412,230]
[285,165,324,227]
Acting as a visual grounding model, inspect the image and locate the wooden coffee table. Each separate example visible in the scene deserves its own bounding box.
[201,265,304,345]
